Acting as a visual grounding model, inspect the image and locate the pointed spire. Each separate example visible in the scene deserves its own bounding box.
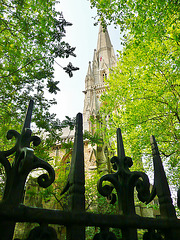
[83,23,117,132]
[93,49,98,62]
[97,24,112,53]
[87,61,92,76]
[96,24,115,68]
[85,61,94,90]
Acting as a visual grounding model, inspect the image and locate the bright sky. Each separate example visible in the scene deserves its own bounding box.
[50,0,122,121]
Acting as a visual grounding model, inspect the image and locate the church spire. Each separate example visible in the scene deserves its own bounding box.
[96,24,115,67]
[83,23,117,132]
[97,24,112,53]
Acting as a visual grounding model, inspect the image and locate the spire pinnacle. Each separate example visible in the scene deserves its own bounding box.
[87,61,92,75]
[97,24,112,53]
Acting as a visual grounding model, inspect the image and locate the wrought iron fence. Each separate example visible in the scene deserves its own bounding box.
[0,100,180,240]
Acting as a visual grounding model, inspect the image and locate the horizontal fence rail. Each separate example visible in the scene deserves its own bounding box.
[0,205,180,230]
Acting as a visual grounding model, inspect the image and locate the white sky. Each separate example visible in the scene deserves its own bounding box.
[50,0,122,121]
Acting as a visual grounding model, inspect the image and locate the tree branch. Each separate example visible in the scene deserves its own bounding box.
[160,150,176,158]
[0,57,45,79]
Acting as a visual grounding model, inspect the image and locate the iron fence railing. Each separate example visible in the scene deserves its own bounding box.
[0,100,180,240]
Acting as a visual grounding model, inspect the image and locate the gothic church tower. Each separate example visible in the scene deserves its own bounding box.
[83,25,116,132]
[53,25,117,173]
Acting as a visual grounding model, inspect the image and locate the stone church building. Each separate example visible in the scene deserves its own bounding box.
[82,24,117,173]
[55,24,117,174]
[53,24,159,219]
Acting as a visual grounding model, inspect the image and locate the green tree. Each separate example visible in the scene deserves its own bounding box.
[90,0,180,185]
[0,0,78,151]
[90,0,180,41]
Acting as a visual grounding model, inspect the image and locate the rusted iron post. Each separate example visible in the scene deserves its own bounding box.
[62,113,85,240]
[116,128,138,240]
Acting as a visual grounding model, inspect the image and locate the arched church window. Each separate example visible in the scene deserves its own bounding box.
[102,72,107,82]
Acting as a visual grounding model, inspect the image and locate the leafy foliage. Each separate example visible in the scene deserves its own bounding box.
[90,0,180,40]
[0,0,77,152]
[83,130,102,146]
[60,116,76,131]
[90,0,180,185]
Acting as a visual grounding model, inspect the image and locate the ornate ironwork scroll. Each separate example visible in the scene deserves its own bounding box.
[97,128,180,240]
[97,129,150,239]
[0,100,55,239]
